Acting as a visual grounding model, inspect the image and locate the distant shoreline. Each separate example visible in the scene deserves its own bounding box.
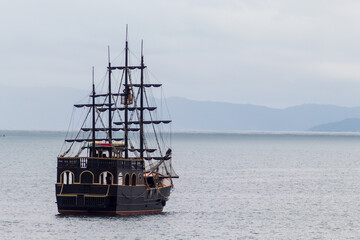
[2,129,360,137]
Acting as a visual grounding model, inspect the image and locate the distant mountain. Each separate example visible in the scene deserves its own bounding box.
[166,97,360,131]
[0,85,88,130]
[308,118,360,132]
[1,86,360,132]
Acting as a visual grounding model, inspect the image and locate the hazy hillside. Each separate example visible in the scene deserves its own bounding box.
[0,85,88,130]
[1,86,360,132]
[309,118,360,132]
[166,97,360,131]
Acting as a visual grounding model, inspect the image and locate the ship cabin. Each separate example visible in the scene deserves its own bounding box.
[56,142,146,189]
[88,142,125,158]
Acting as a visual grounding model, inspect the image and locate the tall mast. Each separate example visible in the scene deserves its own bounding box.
[108,46,112,157]
[124,26,129,158]
[140,40,144,159]
[91,67,96,157]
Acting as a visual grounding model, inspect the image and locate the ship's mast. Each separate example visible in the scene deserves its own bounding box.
[140,41,144,159]
[124,27,129,159]
[108,46,113,157]
[91,67,96,157]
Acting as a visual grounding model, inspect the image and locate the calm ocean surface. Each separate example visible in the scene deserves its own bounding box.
[1,131,360,239]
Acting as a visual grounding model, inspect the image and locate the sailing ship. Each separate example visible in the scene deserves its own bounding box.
[55,34,178,215]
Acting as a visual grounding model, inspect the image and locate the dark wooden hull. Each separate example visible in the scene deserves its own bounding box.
[58,209,163,215]
[55,184,172,215]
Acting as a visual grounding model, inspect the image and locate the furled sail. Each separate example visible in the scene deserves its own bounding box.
[74,103,113,108]
[81,127,140,132]
[128,84,162,88]
[65,138,124,143]
[114,120,171,125]
[97,107,156,112]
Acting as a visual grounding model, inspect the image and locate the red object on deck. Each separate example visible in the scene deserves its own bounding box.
[98,143,112,146]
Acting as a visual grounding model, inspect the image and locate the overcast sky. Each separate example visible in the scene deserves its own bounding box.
[2,0,360,108]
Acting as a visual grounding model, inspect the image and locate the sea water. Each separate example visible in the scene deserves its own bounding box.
[0,131,360,239]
